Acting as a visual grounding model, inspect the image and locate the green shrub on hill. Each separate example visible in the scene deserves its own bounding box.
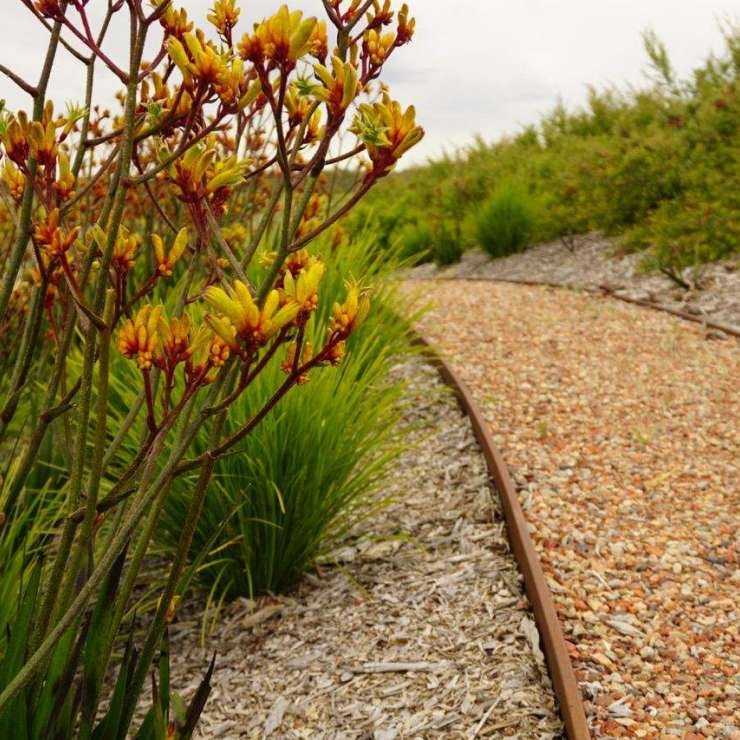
[474,183,538,258]
[396,222,432,263]
[347,25,740,275]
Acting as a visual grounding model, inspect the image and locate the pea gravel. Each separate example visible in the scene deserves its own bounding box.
[412,279,739,738]
[166,357,563,738]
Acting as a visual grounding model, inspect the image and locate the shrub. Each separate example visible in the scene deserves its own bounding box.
[430,223,464,265]
[352,26,740,272]
[348,196,416,256]
[392,221,464,266]
[397,222,432,263]
[596,134,685,232]
[474,183,537,258]
[634,188,740,282]
[156,234,416,598]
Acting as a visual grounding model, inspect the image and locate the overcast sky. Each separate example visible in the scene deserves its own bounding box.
[1,1,736,165]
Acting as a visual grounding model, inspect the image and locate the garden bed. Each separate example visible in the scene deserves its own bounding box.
[413,280,739,738]
[166,358,563,738]
[405,233,740,333]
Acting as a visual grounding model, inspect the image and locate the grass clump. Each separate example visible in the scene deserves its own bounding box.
[429,224,464,265]
[474,183,537,258]
[156,233,417,600]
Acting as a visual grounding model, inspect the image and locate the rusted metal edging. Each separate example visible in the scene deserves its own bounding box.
[413,334,591,739]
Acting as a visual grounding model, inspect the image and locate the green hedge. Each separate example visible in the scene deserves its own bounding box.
[347,27,740,274]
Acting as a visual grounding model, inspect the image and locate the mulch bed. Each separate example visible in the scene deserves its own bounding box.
[167,358,563,738]
[412,280,739,738]
[405,233,740,333]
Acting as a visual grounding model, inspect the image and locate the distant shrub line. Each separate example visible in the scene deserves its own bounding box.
[348,26,740,274]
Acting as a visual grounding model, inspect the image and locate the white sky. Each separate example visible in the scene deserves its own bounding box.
[1,1,736,165]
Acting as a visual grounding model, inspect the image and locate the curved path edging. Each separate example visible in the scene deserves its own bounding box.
[412,333,591,740]
[407,275,740,339]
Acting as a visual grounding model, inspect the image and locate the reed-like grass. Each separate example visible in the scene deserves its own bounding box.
[151,234,418,600]
[474,182,538,258]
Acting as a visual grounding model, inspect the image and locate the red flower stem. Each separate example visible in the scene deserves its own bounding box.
[143,368,158,431]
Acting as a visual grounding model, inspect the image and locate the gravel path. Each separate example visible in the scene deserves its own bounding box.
[406,233,740,333]
[412,280,739,738]
[168,358,563,739]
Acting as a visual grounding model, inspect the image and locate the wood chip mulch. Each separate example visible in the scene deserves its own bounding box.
[411,279,739,739]
[167,358,563,739]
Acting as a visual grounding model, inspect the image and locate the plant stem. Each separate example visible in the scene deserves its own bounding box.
[257,184,293,304]
[0,270,48,440]
[205,205,251,286]
[32,15,148,651]
[56,292,115,615]
[120,411,227,735]
[240,181,283,270]
[289,175,319,239]
[0,19,63,330]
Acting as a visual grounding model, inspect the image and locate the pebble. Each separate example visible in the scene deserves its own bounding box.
[414,279,739,737]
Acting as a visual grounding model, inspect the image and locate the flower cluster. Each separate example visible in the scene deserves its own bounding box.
[360,2,415,75]
[1,102,80,209]
[117,304,223,386]
[33,208,79,261]
[111,229,142,274]
[167,32,253,108]
[2,161,25,201]
[281,340,313,383]
[156,0,193,39]
[204,281,300,352]
[281,259,325,320]
[207,0,241,43]
[152,228,189,277]
[329,281,371,336]
[312,57,359,118]
[238,6,327,67]
[351,94,424,178]
[168,145,249,203]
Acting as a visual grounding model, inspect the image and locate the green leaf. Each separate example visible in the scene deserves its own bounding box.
[158,629,170,726]
[91,629,137,740]
[0,560,42,739]
[33,621,86,739]
[132,707,156,740]
[79,545,129,732]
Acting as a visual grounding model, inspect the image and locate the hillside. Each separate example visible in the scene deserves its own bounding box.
[347,27,740,283]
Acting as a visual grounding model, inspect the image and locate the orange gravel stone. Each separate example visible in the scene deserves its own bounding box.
[412,280,739,737]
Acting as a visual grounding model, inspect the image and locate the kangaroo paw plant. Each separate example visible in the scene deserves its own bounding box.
[0,0,423,736]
